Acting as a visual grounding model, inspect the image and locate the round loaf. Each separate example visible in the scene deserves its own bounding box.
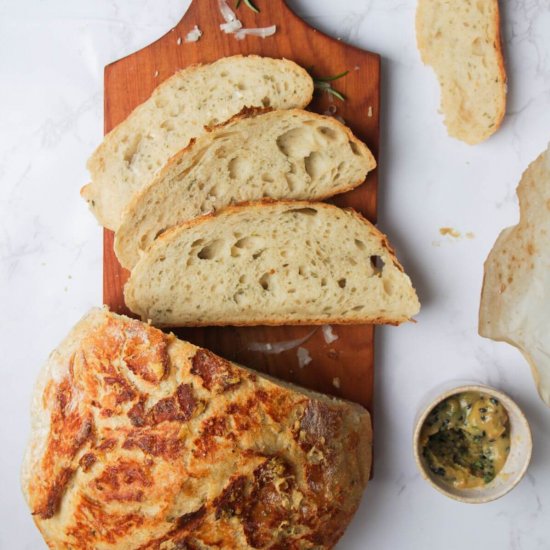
[22,308,372,549]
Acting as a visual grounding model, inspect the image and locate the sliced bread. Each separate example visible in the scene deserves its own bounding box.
[124,201,420,326]
[23,307,371,548]
[115,108,377,269]
[416,0,506,144]
[479,144,550,405]
[82,55,314,230]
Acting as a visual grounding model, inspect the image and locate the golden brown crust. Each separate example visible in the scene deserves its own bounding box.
[23,308,371,549]
[492,0,507,131]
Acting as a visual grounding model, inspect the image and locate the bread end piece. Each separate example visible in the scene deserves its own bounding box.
[479,144,550,405]
[416,0,506,144]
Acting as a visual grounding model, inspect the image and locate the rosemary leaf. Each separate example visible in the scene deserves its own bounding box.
[314,70,350,82]
[237,0,260,13]
[245,0,260,12]
[310,68,349,102]
[325,88,346,101]
[314,81,346,101]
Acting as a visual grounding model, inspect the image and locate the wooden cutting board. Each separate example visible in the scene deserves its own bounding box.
[103,0,380,412]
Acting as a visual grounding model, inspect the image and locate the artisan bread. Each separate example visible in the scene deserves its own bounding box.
[115,108,376,269]
[22,308,372,549]
[479,144,550,406]
[416,0,506,144]
[82,55,314,230]
[124,201,420,326]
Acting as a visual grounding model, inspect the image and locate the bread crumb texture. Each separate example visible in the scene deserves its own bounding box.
[416,0,506,144]
[82,56,314,230]
[115,109,375,270]
[124,201,420,327]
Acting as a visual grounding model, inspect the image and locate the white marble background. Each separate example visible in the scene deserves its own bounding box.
[1,1,549,548]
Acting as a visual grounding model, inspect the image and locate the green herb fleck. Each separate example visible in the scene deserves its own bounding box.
[236,0,260,13]
[313,70,350,82]
[484,473,495,484]
[310,69,350,102]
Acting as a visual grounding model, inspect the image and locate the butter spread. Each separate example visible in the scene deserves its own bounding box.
[420,392,510,489]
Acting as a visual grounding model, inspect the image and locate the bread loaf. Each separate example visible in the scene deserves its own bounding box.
[82,56,314,230]
[115,108,376,269]
[125,201,420,326]
[22,308,372,549]
[416,0,506,144]
[479,144,550,406]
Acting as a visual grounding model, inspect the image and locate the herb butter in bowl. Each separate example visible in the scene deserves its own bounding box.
[413,383,532,503]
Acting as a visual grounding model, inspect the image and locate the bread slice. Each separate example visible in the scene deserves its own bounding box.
[115,108,377,269]
[124,201,420,326]
[82,55,314,230]
[22,307,371,549]
[479,144,550,406]
[416,0,506,144]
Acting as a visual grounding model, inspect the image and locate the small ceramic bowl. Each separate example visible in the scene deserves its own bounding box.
[413,381,532,503]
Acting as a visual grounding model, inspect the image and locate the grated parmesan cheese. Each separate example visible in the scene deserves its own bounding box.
[322,325,338,344]
[235,25,277,40]
[297,347,312,368]
[185,25,203,43]
[218,0,276,40]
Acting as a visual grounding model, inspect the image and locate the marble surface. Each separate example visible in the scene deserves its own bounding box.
[1,0,549,548]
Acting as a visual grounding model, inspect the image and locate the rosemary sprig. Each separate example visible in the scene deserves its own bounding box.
[311,69,349,101]
[313,70,349,82]
[314,81,346,101]
[236,0,260,13]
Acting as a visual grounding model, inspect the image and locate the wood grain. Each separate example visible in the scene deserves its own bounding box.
[103,0,380,411]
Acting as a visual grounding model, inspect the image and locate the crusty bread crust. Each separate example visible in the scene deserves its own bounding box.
[124,200,420,326]
[114,108,376,269]
[83,55,314,230]
[416,0,506,144]
[22,308,372,549]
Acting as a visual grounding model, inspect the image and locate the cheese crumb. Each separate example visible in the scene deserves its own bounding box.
[322,325,338,344]
[332,377,341,389]
[297,347,312,368]
[185,25,203,43]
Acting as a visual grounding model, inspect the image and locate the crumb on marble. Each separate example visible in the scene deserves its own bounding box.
[439,227,461,238]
